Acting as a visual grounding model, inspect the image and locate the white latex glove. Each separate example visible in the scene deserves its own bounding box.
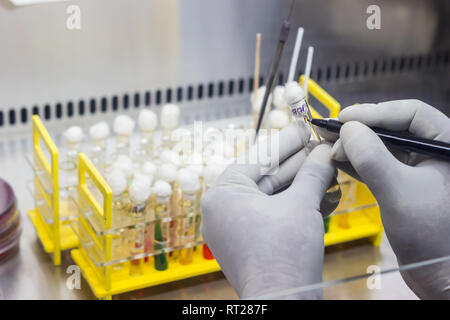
[325,100,450,299]
[201,124,336,299]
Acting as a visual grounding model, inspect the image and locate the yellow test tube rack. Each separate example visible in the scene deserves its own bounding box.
[70,154,220,300]
[300,75,383,247]
[27,115,79,266]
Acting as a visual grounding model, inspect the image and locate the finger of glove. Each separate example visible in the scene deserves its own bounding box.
[258,141,317,194]
[332,137,411,164]
[339,100,450,142]
[218,123,311,188]
[285,144,335,209]
[340,121,407,197]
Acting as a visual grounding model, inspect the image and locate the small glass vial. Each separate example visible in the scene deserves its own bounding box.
[152,180,172,271]
[89,122,110,173]
[106,170,129,269]
[60,126,83,220]
[128,179,151,277]
[160,104,180,150]
[177,169,201,265]
[136,110,158,163]
[283,81,309,128]
[157,163,180,258]
[113,115,135,156]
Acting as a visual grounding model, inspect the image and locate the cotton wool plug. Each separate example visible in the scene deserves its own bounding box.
[141,161,157,177]
[284,81,308,117]
[269,109,290,129]
[160,149,182,168]
[161,104,180,130]
[64,126,83,144]
[177,168,200,192]
[89,122,110,141]
[138,109,158,132]
[157,163,177,183]
[106,170,128,196]
[133,172,153,189]
[272,85,288,110]
[129,179,152,204]
[113,115,136,136]
[152,180,173,198]
[112,155,134,179]
[251,86,272,112]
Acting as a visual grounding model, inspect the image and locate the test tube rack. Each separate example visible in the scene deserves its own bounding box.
[70,153,220,300]
[27,115,79,266]
[303,76,383,247]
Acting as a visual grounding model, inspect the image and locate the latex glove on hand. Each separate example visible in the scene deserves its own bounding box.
[321,100,450,299]
[201,123,336,299]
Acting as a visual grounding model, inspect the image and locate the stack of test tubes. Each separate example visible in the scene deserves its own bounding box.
[64,103,256,275]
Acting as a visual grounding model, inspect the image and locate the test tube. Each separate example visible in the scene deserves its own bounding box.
[157,163,179,258]
[137,109,158,162]
[152,180,172,271]
[160,104,180,150]
[106,170,129,269]
[128,178,151,277]
[89,122,110,173]
[60,126,83,219]
[113,115,135,156]
[177,169,201,265]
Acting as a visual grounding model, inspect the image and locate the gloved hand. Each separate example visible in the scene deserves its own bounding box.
[201,124,336,299]
[325,99,450,299]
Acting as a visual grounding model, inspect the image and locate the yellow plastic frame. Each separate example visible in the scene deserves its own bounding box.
[27,115,79,265]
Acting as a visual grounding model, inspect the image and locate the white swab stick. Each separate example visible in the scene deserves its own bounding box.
[303,46,314,99]
[253,33,261,94]
[287,27,304,83]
